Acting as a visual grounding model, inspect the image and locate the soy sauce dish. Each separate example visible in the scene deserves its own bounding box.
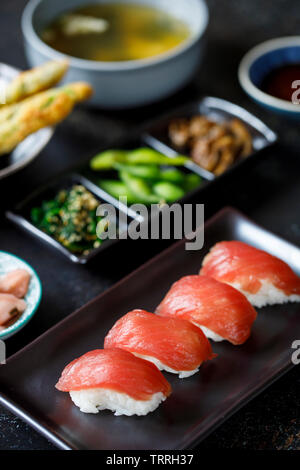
[22,0,209,108]
[239,36,300,118]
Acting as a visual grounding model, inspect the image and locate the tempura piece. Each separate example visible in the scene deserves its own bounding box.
[0,82,93,155]
[1,60,69,107]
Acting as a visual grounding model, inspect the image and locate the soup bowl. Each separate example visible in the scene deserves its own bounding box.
[22,0,209,108]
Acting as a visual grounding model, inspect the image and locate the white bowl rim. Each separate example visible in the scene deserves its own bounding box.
[238,35,300,113]
[22,0,209,71]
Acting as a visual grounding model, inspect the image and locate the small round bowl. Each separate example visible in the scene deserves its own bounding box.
[21,0,209,109]
[0,252,42,340]
[238,36,300,118]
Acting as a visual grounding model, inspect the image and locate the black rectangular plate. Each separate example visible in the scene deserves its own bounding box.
[0,207,298,450]
[144,96,277,180]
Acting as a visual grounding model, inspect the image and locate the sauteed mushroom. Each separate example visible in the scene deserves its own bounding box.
[168,115,253,175]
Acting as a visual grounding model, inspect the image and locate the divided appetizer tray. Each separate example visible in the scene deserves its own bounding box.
[0,208,299,450]
[6,97,277,263]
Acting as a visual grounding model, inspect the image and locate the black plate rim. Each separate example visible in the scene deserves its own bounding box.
[0,206,298,450]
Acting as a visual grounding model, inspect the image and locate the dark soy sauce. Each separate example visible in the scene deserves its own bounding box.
[260,64,300,102]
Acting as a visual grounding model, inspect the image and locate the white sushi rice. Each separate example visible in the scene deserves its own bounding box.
[228,280,300,308]
[132,352,199,379]
[191,322,225,342]
[69,388,166,416]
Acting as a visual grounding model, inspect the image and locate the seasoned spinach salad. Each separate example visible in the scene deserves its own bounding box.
[31,185,107,254]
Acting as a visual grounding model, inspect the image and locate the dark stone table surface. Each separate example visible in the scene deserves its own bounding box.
[0,0,299,450]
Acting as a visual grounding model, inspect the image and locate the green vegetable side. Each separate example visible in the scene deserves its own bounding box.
[31,185,108,254]
[91,148,202,205]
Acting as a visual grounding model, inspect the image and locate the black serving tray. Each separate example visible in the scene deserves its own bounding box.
[0,207,298,450]
[143,96,277,180]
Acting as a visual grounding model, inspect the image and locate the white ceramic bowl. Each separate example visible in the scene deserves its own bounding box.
[21,0,209,109]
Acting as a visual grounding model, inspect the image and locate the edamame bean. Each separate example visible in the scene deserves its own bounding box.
[158,168,185,183]
[114,163,160,179]
[153,182,185,202]
[90,150,128,170]
[98,179,137,204]
[183,173,202,192]
[126,148,188,166]
[120,171,161,204]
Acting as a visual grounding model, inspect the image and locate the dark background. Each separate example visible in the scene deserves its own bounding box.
[0,0,300,450]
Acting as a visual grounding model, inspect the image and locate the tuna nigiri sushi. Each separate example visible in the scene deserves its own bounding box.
[55,348,171,416]
[156,275,257,345]
[0,293,26,327]
[104,309,215,378]
[200,241,300,308]
[0,269,30,298]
